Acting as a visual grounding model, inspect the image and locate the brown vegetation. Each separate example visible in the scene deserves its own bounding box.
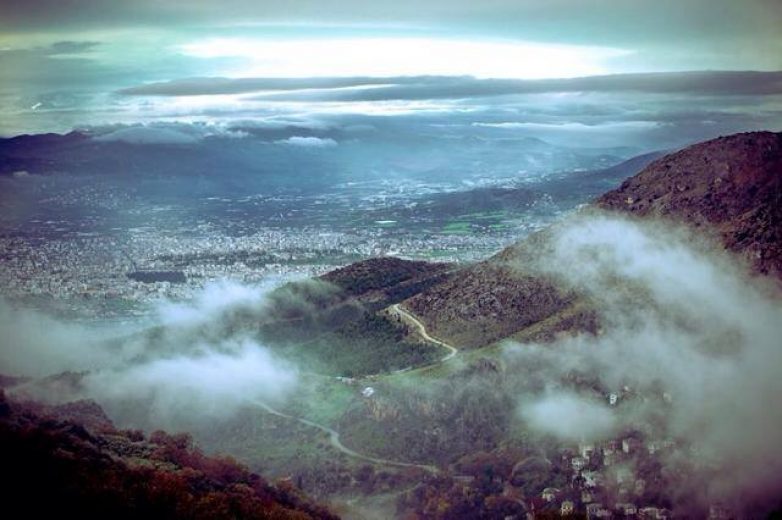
[597,131,782,277]
[0,391,338,519]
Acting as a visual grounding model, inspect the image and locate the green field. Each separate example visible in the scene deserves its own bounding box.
[442,221,472,234]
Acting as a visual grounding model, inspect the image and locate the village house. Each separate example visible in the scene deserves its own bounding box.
[571,456,587,472]
[561,500,575,516]
[581,470,603,488]
[639,507,670,519]
[541,487,560,502]
[616,502,638,516]
[579,442,595,459]
[587,503,613,519]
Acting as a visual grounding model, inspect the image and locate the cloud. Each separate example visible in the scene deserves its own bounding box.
[472,121,662,136]
[156,280,265,327]
[506,213,782,514]
[0,297,134,377]
[1,1,780,71]
[93,126,201,144]
[118,76,404,96]
[120,72,782,101]
[520,392,618,442]
[2,2,781,135]
[46,41,100,55]
[0,41,107,90]
[275,136,338,147]
[1,280,300,428]
[84,339,297,423]
[83,279,308,428]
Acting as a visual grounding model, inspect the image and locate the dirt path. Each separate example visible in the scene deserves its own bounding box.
[253,305,457,473]
[390,303,458,364]
[252,400,439,474]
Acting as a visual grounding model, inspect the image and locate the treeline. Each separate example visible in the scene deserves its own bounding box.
[301,312,440,377]
[260,275,443,376]
[263,307,440,377]
[397,473,527,519]
[0,392,338,520]
[320,257,450,300]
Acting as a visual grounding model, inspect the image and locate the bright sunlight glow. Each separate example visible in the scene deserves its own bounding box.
[179,37,631,79]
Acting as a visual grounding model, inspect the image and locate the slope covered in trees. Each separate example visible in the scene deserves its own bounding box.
[0,391,338,520]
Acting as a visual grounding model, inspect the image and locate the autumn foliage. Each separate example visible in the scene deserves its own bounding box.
[0,391,338,519]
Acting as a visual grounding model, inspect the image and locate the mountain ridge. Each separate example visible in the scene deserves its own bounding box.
[381,131,781,348]
[596,131,782,276]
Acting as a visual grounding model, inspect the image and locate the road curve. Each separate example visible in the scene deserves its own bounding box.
[391,303,458,363]
[252,400,439,474]
[252,305,457,474]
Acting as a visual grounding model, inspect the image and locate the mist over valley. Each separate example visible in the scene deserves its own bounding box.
[1,1,782,518]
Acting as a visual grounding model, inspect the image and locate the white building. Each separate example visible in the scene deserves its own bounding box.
[579,442,595,459]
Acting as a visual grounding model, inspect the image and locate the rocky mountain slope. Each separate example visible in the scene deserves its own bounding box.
[403,262,588,348]
[319,256,451,309]
[597,131,782,277]
[399,131,781,348]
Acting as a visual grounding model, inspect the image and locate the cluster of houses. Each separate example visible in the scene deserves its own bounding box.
[523,433,674,518]
[521,430,734,519]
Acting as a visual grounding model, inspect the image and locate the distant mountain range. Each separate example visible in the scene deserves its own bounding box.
[0,128,637,196]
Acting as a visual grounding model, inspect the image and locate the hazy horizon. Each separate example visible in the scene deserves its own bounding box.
[2,2,782,518]
[0,0,780,150]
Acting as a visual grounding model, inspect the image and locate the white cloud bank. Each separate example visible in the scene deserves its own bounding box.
[520,391,618,442]
[275,136,338,148]
[508,213,782,514]
[1,280,299,426]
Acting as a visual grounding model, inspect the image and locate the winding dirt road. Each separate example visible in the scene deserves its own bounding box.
[390,303,457,364]
[252,400,439,474]
[253,304,458,473]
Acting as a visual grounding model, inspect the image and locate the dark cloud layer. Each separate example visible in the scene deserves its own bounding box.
[46,41,101,55]
[2,2,780,137]
[1,0,780,56]
[0,41,109,90]
[120,71,782,101]
[118,76,415,96]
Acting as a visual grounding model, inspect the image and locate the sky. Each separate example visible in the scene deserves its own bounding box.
[0,0,781,144]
